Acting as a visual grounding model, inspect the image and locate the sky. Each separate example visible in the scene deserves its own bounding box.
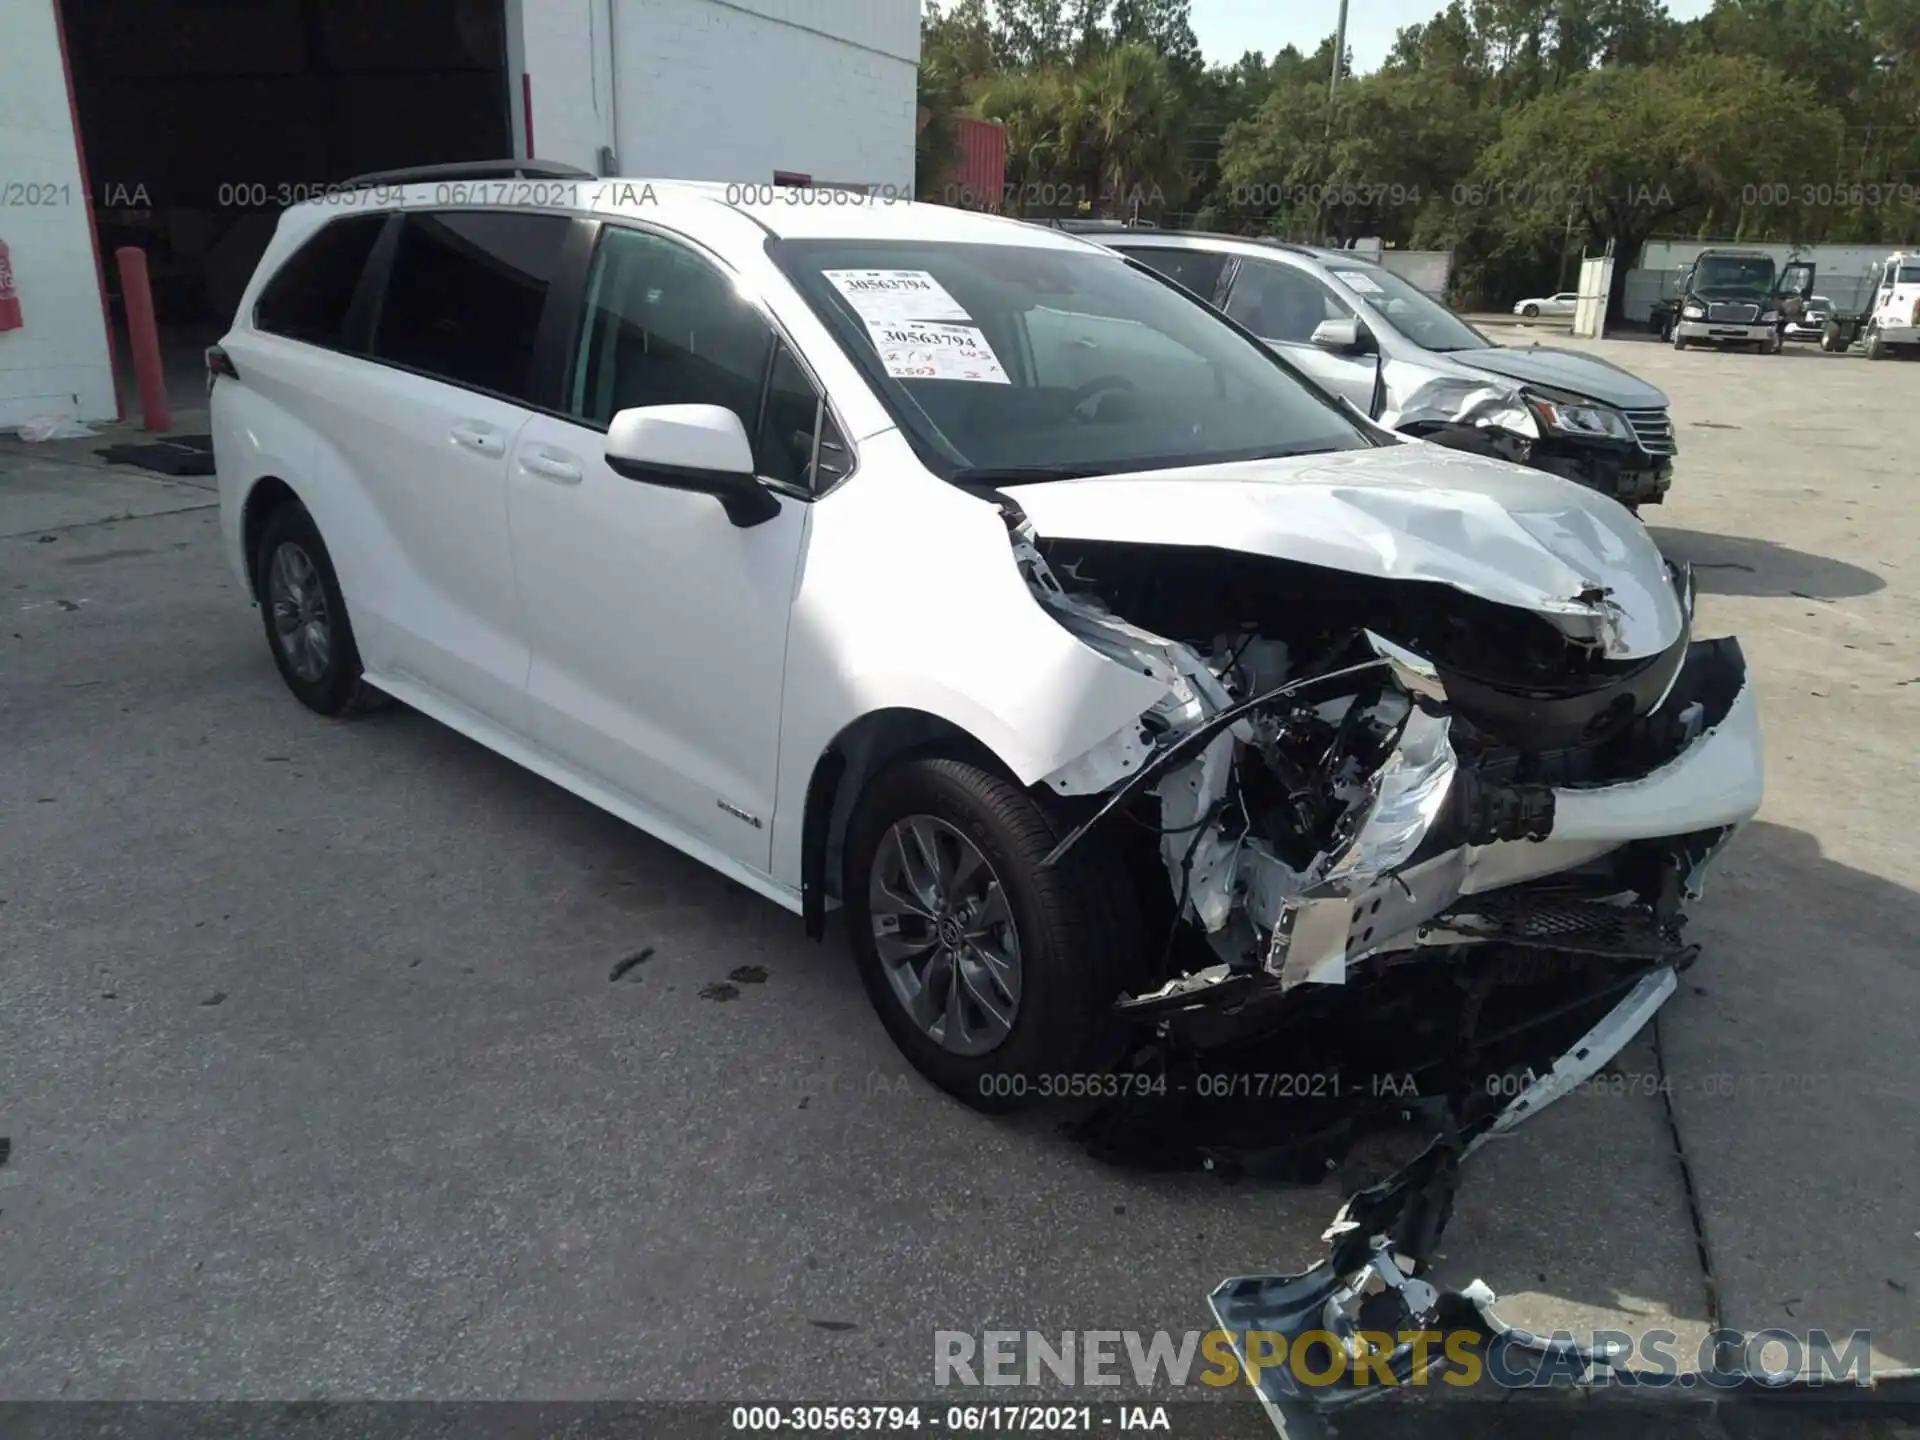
[1189,0,1717,73]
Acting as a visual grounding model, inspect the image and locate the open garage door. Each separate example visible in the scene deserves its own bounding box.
[62,0,513,402]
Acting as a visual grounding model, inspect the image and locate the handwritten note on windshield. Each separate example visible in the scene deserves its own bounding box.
[863,319,1011,384]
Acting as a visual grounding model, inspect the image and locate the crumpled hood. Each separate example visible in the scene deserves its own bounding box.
[1448,344,1668,411]
[1005,442,1685,659]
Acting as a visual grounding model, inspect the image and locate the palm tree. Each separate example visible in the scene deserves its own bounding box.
[1067,43,1185,217]
[975,67,1075,213]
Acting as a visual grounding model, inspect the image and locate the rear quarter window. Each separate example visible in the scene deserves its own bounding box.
[1121,248,1228,302]
[253,214,387,349]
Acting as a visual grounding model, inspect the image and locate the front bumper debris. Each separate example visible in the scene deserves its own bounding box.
[1530,444,1672,505]
[1059,634,1767,1433]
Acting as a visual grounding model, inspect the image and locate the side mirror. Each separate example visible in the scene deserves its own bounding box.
[604,403,779,528]
[1309,317,1370,354]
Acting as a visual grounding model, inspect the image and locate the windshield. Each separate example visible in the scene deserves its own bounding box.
[1323,264,1490,353]
[1694,256,1776,293]
[770,238,1369,481]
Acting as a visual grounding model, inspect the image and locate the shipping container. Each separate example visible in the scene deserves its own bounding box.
[942,116,1006,212]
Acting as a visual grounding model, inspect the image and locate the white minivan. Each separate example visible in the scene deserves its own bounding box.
[212,165,1762,1110]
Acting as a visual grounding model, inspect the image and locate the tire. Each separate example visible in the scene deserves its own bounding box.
[1820,328,1841,353]
[1522,303,1540,318]
[1865,326,1888,361]
[843,755,1139,1112]
[252,498,384,717]
[1671,328,1687,351]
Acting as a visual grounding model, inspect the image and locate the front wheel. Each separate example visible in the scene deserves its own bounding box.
[843,756,1138,1112]
[1865,326,1889,360]
[1671,329,1688,351]
[1522,303,1540,318]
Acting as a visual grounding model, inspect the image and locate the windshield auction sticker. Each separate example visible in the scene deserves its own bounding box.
[864,319,1011,384]
[824,269,972,323]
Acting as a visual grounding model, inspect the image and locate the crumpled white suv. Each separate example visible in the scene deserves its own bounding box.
[212,167,1763,1109]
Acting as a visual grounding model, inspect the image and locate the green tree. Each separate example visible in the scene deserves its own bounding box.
[1066,42,1189,215]
[993,0,1075,67]
[1217,66,1492,242]
[1109,0,1203,77]
[918,0,1000,199]
[974,66,1077,211]
[1476,55,1846,315]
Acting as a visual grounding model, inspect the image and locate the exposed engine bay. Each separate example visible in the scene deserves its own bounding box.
[993,486,1764,1426]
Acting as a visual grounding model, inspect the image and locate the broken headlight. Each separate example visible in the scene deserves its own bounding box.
[1527,394,1634,441]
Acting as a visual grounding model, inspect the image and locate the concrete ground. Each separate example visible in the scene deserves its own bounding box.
[1,334,1915,1418]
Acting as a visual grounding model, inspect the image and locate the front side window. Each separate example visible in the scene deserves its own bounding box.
[1223,259,1353,344]
[371,211,570,401]
[1324,264,1489,353]
[771,238,1367,482]
[254,214,386,349]
[567,225,820,485]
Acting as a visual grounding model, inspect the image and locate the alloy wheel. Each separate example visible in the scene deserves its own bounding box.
[267,541,332,683]
[867,815,1022,1056]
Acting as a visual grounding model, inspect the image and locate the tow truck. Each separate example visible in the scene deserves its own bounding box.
[1648,249,1814,352]
[1816,250,1920,358]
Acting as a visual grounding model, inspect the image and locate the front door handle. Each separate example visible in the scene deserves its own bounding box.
[520,451,583,485]
[449,422,505,456]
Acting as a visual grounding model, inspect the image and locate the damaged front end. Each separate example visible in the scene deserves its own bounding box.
[1016,501,1757,1065]
[1001,480,1762,1421]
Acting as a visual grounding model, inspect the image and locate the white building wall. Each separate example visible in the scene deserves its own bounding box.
[604,0,919,189]
[519,0,615,173]
[0,0,923,433]
[0,0,117,427]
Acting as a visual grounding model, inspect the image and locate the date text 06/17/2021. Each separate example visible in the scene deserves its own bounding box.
[729,1405,1173,1432]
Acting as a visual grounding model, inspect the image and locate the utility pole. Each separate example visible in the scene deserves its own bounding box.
[1327,0,1350,118]
[1321,0,1349,245]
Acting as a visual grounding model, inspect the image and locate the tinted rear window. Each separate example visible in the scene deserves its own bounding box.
[372,211,570,401]
[254,215,386,348]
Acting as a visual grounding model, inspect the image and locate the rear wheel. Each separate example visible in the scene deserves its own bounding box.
[843,755,1138,1112]
[253,500,384,716]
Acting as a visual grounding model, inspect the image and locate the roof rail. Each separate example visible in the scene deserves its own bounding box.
[341,159,597,189]
[1049,218,1162,233]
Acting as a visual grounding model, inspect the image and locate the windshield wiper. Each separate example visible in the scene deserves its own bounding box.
[1245,441,1349,460]
[948,464,1102,486]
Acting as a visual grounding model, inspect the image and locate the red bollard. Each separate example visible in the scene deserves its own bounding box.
[115,245,170,434]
